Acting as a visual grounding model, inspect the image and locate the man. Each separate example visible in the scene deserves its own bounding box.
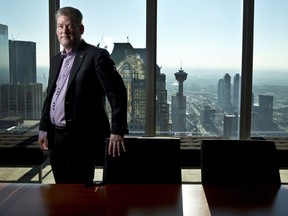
[38,6,128,186]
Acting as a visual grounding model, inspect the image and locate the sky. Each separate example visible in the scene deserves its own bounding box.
[0,0,288,74]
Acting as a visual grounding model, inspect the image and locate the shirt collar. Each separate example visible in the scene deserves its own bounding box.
[61,39,83,58]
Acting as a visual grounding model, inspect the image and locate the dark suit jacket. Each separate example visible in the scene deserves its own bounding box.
[39,40,128,154]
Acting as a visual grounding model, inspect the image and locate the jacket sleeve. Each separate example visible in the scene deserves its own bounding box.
[94,49,129,135]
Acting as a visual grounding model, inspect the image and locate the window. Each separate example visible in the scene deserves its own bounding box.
[252,0,288,137]
[61,0,146,135]
[0,0,48,134]
[158,0,242,137]
[1,0,288,140]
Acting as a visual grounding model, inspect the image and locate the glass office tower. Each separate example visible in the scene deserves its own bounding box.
[0,24,10,85]
[9,40,37,84]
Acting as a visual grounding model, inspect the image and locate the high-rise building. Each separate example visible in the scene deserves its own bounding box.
[0,83,43,119]
[172,67,187,134]
[201,105,216,125]
[108,42,169,134]
[252,95,276,132]
[155,67,170,133]
[233,73,240,110]
[223,114,239,138]
[0,37,43,123]
[218,73,232,111]
[9,40,36,84]
[0,24,10,85]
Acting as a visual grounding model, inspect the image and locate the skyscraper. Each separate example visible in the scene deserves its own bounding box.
[233,73,240,110]
[109,42,170,134]
[0,24,10,85]
[218,73,232,110]
[0,37,43,122]
[252,95,275,133]
[223,114,238,138]
[0,83,43,119]
[9,40,36,84]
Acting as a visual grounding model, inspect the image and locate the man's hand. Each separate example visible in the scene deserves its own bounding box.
[38,136,49,150]
[108,134,126,157]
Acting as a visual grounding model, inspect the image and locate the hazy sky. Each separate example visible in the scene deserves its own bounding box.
[1,0,287,72]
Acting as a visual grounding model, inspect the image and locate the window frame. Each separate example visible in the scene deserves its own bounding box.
[49,0,254,138]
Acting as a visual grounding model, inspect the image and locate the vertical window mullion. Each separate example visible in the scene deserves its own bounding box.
[239,0,254,139]
[49,0,60,58]
[145,0,157,136]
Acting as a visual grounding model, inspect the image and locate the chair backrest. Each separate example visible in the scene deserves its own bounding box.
[201,139,281,186]
[103,136,182,184]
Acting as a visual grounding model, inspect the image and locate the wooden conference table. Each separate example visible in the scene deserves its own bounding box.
[0,183,288,216]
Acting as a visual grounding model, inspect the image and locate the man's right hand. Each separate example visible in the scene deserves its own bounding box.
[38,131,49,150]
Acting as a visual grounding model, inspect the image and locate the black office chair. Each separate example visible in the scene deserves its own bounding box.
[103,137,182,184]
[201,139,281,186]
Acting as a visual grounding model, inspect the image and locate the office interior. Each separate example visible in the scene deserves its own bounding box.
[0,0,288,184]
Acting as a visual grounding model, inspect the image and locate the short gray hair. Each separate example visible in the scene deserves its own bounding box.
[55,7,83,26]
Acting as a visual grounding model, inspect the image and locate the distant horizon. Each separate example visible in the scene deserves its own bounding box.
[37,65,288,88]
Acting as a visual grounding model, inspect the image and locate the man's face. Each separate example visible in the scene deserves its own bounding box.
[56,15,84,51]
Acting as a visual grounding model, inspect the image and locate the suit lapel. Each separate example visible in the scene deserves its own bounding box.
[67,44,87,89]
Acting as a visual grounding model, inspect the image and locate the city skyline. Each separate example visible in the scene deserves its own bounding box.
[36,64,288,94]
[0,0,288,72]
[1,32,287,136]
